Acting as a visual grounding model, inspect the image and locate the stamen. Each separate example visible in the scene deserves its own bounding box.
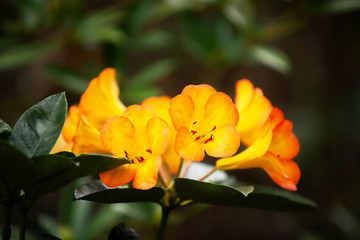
[139,156,145,162]
[195,136,201,141]
[125,150,129,159]
[146,149,152,154]
[201,134,205,137]
[212,126,216,131]
[131,159,134,164]
[204,134,214,144]
[193,121,197,125]
[191,130,197,135]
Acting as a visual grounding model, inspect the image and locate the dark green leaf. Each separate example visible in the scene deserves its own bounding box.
[319,0,360,14]
[45,66,90,94]
[108,223,139,240]
[29,154,77,186]
[9,93,67,157]
[174,178,317,211]
[0,119,12,140]
[0,141,39,195]
[23,155,130,199]
[74,180,165,204]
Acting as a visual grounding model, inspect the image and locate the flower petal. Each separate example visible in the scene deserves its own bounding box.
[79,68,125,130]
[202,92,239,130]
[263,154,301,191]
[133,155,162,190]
[203,125,240,158]
[146,117,168,155]
[62,105,80,143]
[72,116,108,155]
[236,88,272,132]
[169,94,195,130]
[100,163,137,188]
[216,122,272,170]
[142,96,183,173]
[268,120,300,160]
[175,127,204,161]
[100,116,137,157]
[235,79,255,112]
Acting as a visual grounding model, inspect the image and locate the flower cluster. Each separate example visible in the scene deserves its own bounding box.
[53,68,300,191]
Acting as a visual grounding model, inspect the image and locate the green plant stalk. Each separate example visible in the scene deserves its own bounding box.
[156,206,171,240]
[19,209,28,240]
[2,203,13,240]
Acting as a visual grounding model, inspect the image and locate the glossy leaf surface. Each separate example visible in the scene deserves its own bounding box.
[174,178,317,211]
[74,180,165,204]
[9,92,67,157]
[0,119,12,140]
[0,141,39,195]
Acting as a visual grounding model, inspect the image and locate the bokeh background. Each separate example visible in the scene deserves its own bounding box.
[1,0,360,239]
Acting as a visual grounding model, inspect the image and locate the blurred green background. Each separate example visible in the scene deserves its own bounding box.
[1,0,360,239]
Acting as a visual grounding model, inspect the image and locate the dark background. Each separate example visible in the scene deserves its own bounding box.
[0,1,359,239]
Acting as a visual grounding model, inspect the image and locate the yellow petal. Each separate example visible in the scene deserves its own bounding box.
[236,88,272,132]
[146,117,168,155]
[182,84,216,122]
[142,96,172,123]
[100,163,137,188]
[235,79,255,112]
[169,94,195,130]
[201,92,239,132]
[203,125,240,158]
[216,122,272,170]
[62,105,80,143]
[51,134,73,153]
[79,68,125,130]
[133,155,162,190]
[142,96,183,174]
[72,116,108,155]
[100,116,137,157]
[175,127,204,161]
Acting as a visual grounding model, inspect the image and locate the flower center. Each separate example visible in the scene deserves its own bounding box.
[125,149,152,164]
[191,122,216,144]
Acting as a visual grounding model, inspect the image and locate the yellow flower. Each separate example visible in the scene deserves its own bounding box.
[142,96,183,174]
[216,80,300,191]
[99,105,169,190]
[169,84,240,161]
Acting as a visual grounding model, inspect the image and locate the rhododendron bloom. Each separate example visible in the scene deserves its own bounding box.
[142,96,183,174]
[53,68,127,155]
[169,84,240,162]
[100,105,168,190]
[216,79,301,191]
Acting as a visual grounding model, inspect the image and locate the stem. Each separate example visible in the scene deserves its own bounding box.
[158,173,167,188]
[179,161,192,178]
[156,207,171,240]
[2,203,13,240]
[175,158,184,178]
[198,167,216,182]
[19,209,28,240]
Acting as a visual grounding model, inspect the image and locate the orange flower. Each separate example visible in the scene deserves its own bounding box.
[99,105,169,190]
[142,96,183,174]
[52,68,127,155]
[216,80,300,191]
[51,105,80,153]
[169,84,240,161]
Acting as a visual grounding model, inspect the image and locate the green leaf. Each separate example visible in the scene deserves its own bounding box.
[0,41,59,71]
[45,66,90,94]
[174,178,317,211]
[23,155,130,199]
[0,119,12,140]
[0,141,39,195]
[74,180,165,204]
[250,45,292,75]
[9,92,67,157]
